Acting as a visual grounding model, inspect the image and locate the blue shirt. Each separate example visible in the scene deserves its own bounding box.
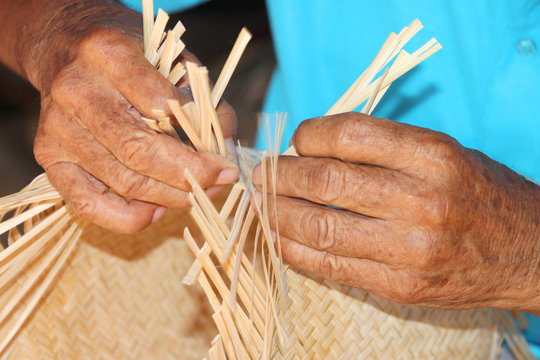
[123,0,540,353]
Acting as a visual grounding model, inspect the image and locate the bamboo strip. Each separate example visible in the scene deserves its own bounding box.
[212,28,252,107]
[0,221,78,327]
[191,239,263,353]
[0,185,60,211]
[212,335,227,360]
[167,62,186,85]
[218,183,244,221]
[326,31,398,116]
[182,101,201,137]
[221,303,250,360]
[185,170,230,238]
[141,117,163,132]
[142,0,153,54]
[198,67,227,156]
[212,310,237,360]
[0,223,82,355]
[198,269,220,311]
[189,206,267,331]
[257,155,286,304]
[282,38,441,157]
[392,19,423,57]
[186,179,267,308]
[181,256,202,286]
[152,109,181,139]
[350,42,441,112]
[361,67,389,114]
[0,212,70,289]
[186,62,213,152]
[221,189,250,262]
[158,30,176,77]
[229,207,255,310]
[0,203,56,236]
[167,100,204,150]
[0,206,67,267]
[190,198,267,313]
[172,21,186,40]
[367,50,410,115]
[174,40,186,61]
[147,9,169,59]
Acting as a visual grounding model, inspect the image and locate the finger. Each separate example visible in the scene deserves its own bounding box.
[79,31,237,142]
[41,100,231,206]
[47,162,166,234]
[261,193,406,265]
[78,28,186,118]
[253,156,411,219]
[50,72,238,191]
[176,50,237,140]
[216,99,237,140]
[278,233,408,301]
[292,112,452,170]
[43,110,192,207]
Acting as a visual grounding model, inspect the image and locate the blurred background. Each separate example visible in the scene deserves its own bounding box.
[0,0,275,197]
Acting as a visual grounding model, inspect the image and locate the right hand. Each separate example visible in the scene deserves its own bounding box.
[34,25,238,234]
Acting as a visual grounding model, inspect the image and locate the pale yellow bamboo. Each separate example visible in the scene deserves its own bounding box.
[212,28,252,107]
[142,0,154,54]
[0,224,81,355]
[167,99,204,150]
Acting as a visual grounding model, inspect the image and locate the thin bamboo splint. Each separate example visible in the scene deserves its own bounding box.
[0,1,534,359]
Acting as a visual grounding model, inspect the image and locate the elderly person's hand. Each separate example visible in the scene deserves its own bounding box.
[253,112,540,314]
[0,1,238,233]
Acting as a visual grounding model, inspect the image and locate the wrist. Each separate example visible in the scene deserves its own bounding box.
[22,0,142,93]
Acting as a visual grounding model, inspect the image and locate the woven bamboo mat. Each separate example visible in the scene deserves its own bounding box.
[280,269,499,359]
[2,204,219,359]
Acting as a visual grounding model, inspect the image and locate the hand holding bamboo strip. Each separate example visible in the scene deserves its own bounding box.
[0,1,534,359]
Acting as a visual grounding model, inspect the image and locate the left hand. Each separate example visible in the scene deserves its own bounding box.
[252,112,540,313]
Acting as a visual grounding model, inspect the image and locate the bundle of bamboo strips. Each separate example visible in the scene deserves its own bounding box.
[0,0,534,358]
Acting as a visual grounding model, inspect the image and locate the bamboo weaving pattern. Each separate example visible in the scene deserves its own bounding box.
[0,1,534,358]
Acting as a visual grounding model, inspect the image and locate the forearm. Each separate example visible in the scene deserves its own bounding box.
[0,0,141,92]
[518,179,540,315]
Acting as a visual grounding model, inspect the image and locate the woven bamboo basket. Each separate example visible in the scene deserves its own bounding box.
[0,2,534,359]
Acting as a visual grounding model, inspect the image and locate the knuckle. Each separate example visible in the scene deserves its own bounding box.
[117,132,157,171]
[300,210,337,252]
[50,66,79,105]
[417,193,450,228]
[32,133,46,166]
[419,132,460,162]
[334,113,358,143]
[408,232,439,270]
[318,252,342,280]
[391,274,423,304]
[186,155,206,188]
[79,27,130,60]
[115,173,150,198]
[307,160,345,204]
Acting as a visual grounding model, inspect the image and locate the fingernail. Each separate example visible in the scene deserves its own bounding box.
[152,206,168,224]
[252,164,261,186]
[216,167,239,185]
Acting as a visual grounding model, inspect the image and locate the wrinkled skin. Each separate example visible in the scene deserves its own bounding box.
[253,112,540,314]
[0,0,238,233]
